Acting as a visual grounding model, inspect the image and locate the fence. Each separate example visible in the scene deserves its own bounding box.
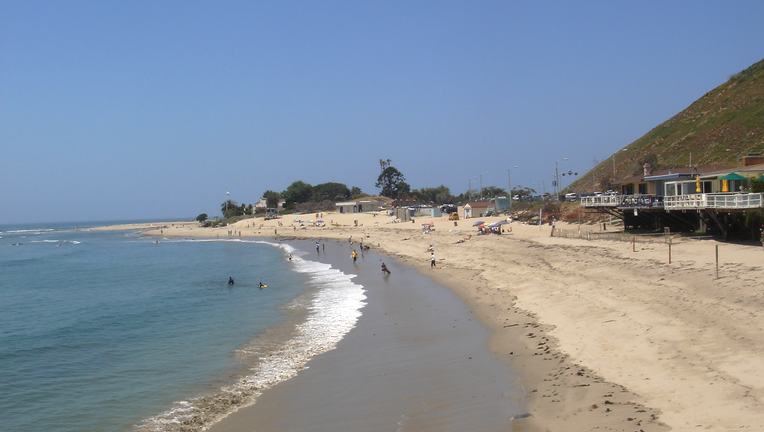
[551,227,676,244]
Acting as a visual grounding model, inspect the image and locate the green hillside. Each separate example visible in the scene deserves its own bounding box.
[570,58,764,192]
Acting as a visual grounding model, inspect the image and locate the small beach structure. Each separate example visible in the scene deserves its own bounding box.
[412,206,442,218]
[335,199,384,214]
[462,201,492,218]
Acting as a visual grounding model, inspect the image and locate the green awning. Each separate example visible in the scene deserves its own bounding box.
[720,172,747,181]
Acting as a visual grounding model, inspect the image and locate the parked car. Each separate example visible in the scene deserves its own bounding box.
[439,204,458,214]
[564,193,579,202]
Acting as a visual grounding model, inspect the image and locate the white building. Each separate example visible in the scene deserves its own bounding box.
[335,199,384,214]
[255,198,285,210]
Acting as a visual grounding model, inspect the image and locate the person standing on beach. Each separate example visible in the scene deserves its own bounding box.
[315,241,320,253]
[351,249,358,263]
[430,252,436,268]
[322,243,325,252]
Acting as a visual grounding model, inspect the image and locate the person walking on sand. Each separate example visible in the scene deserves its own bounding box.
[351,249,358,263]
[430,252,436,268]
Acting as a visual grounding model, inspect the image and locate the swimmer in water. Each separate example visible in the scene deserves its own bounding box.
[228,276,235,286]
[259,281,267,289]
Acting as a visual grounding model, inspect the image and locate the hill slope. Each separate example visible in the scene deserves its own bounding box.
[570,58,764,192]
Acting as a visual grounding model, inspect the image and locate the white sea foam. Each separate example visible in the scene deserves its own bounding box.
[2,228,55,234]
[136,240,366,431]
[28,239,81,245]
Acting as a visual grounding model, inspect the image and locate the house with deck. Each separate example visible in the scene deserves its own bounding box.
[581,155,764,238]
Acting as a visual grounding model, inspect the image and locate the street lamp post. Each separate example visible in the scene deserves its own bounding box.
[225,191,230,216]
[507,165,518,212]
[554,157,568,200]
[468,176,479,201]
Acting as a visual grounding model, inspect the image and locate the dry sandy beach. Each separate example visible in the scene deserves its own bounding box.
[97,212,764,431]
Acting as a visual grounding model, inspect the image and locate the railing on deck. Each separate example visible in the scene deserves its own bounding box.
[663,193,764,210]
[706,193,764,209]
[619,194,664,209]
[580,194,621,207]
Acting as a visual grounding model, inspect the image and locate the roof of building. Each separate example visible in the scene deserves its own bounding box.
[466,201,492,208]
[700,162,764,178]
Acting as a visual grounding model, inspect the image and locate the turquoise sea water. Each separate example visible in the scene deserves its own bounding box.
[0,223,365,432]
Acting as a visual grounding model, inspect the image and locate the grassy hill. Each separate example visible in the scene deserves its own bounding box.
[569,58,764,192]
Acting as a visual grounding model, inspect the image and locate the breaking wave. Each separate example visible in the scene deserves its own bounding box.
[135,240,366,431]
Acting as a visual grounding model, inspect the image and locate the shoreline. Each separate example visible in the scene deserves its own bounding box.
[100,212,764,431]
[134,239,368,432]
[210,239,524,432]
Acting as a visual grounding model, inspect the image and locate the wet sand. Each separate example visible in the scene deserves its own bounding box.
[209,239,524,432]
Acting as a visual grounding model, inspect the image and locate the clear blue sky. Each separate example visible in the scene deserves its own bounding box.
[2,1,762,223]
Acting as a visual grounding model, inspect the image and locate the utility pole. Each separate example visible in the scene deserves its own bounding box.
[479,174,483,200]
[507,168,512,212]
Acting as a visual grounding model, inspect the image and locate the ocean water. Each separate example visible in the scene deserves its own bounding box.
[0,223,365,432]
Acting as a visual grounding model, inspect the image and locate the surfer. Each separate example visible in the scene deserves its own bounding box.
[381,262,391,275]
[259,281,267,289]
[228,276,235,286]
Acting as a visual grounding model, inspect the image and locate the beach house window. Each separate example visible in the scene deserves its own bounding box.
[666,183,677,196]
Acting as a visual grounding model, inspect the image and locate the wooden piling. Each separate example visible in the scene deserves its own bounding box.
[715,244,719,279]
[668,237,672,264]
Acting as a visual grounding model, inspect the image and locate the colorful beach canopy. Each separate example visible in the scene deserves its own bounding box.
[472,220,485,226]
[720,172,747,181]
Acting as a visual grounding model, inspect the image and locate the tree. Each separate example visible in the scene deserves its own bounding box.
[262,190,281,208]
[481,186,507,199]
[220,199,242,218]
[410,185,454,204]
[312,182,351,202]
[350,186,364,198]
[634,153,659,176]
[510,186,536,200]
[282,181,314,207]
[195,213,208,223]
[376,159,410,199]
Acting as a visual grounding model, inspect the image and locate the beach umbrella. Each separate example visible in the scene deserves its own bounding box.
[472,220,485,226]
[720,172,747,181]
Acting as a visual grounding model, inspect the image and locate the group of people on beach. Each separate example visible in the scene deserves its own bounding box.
[346,236,392,275]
